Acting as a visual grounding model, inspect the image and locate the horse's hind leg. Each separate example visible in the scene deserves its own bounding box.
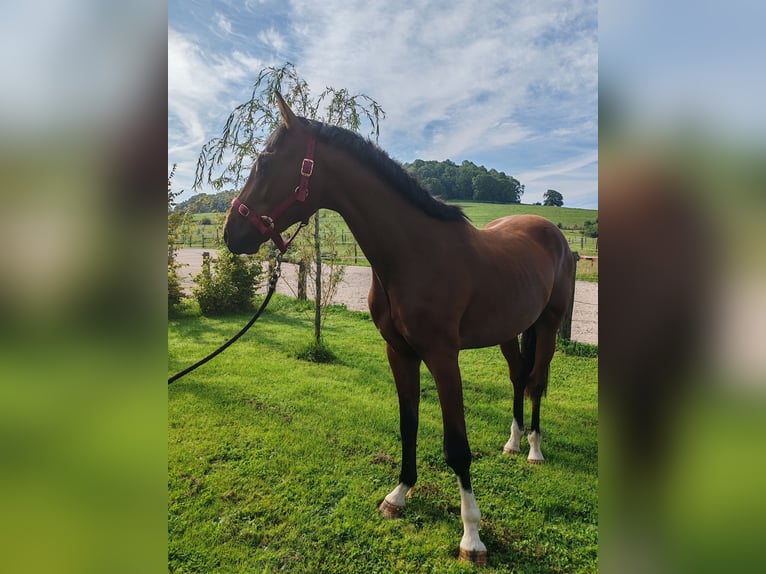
[500,337,530,454]
[526,316,559,464]
[379,343,421,519]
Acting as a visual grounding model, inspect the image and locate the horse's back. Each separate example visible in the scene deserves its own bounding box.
[485,213,561,239]
[483,215,571,264]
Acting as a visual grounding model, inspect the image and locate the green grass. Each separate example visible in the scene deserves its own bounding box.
[169,298,598,572]
[453,202,597,231]
[175,212,226,249]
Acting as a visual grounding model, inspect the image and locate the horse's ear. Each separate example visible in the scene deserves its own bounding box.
[275,92,297,129]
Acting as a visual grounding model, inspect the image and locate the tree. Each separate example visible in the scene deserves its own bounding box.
[423,177,445,197]
[193,63,384,193]
[404,158,522,203]
[543,189,564,206]
[455,168,476,199]
[174,190,237,213]
[193,62,384,355]
[440,160,458,198]
[472,173,504,202]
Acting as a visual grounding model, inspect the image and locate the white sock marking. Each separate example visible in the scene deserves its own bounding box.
[528,430,544,462]
[458,478,486,554]
[504,418,523,453]
[384,482,409,508]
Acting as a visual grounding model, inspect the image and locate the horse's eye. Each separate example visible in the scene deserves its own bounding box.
[256,152,273,174]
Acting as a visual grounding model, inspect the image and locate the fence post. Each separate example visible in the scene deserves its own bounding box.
[354,242,358,264]
[560,252,579,341]
[297,260,307,300]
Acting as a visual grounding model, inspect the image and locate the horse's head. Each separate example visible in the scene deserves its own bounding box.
[223,93,319,254]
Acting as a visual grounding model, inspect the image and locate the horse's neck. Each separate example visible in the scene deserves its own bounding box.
[321,157,462,278]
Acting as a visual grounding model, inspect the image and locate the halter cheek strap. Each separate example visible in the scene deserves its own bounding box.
[232,137,316,253]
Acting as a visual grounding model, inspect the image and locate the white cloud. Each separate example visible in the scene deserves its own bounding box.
[517,151,599,185]
[258,28,287,53]
[517,151,598,207]
[215,12,233,35]
[168,29,219,154]
[168,27,264,190]
[289,0,596,163]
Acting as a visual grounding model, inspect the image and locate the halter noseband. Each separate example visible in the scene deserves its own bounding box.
[231,136,316,253]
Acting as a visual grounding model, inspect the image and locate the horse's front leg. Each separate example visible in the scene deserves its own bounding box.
[379,343,421,518]
[425,349,488,565]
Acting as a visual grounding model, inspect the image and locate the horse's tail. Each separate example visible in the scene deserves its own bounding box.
[521,326,548,398]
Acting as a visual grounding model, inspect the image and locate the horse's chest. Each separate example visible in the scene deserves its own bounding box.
[368,279,429,353]
[369,275,407,350]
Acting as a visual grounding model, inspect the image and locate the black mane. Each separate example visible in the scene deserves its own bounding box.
[300,118,468,223]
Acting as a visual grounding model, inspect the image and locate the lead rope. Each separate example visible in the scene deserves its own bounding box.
[168,255,283,385]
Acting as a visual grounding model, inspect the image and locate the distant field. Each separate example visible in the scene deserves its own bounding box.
[173,202,598,280]
[454,201,597,230]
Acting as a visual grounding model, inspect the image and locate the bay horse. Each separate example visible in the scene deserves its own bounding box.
[223,93,574,564]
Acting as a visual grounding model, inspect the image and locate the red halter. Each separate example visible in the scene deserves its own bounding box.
[231,136,316,253]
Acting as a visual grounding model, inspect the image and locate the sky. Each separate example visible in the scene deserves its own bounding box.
[169,0,598,208]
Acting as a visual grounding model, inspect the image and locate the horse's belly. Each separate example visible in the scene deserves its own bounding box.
[459,294,546,349]
[459,322,528,350]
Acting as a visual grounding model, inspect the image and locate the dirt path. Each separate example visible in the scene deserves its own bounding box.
[176,248,598,345]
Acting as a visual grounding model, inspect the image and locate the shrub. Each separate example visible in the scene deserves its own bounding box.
[192,250,264,316]
[168,262,184,314]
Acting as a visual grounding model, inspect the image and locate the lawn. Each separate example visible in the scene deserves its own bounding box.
[168,298,598,572]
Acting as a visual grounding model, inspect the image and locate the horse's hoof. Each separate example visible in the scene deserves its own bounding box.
[459,547,488,566]
[503,446,521,455]
[379,498,403,519]
[528,458,544,464]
